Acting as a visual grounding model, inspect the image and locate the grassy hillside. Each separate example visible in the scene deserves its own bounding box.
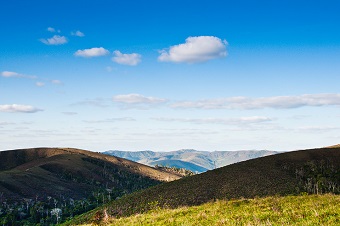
[67,146,339,225]
[104,149,278,172]
[0,148,180,225]
[95,194,340,226]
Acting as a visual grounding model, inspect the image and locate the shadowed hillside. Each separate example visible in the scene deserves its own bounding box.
[104,149,278,173]
[0,148,180,225]
[68,146,340,225]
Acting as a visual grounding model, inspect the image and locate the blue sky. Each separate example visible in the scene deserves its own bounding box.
[1,0,340,152]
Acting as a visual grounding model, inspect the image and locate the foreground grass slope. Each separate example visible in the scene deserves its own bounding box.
[66,146,339,224]
[102,194,340,226]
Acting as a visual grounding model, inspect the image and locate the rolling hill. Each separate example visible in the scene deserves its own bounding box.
[104,149,278,173]
[0,147,180,225]
[68,145,340,225]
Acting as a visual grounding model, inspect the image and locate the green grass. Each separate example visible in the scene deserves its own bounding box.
[94,194,339,226]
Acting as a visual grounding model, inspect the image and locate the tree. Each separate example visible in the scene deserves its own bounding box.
[51,208,62,224]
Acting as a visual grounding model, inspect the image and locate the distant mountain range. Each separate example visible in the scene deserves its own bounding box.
[103,149,279,173]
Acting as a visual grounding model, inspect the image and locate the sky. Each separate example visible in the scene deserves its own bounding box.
[1,0,340,152]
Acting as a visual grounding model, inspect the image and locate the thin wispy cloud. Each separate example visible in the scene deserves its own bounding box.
[74,47,109,58]
[1,71,62,86]
[0,121,16,126]
[72,98,110,108]
[51,80,63,85]
[83,117,136,123]
[112,50,141,66]
[47,27,61,33]
[296,126,340,132]
[0,104,43,113]
[153,116,272,125]
[171,94,340,110]
[158,36,228,63]
[35,82,45,87]
[62,112,78,115]
[112,94,167,104]
[1,71,37,79]
[40,35,68,45]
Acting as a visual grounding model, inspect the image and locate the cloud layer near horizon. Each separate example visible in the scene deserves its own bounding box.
[171,94,340,109]
[112,94,167,104]
[153,116,272,125]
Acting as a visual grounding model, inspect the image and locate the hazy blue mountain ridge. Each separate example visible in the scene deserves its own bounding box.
[103,149,279,173]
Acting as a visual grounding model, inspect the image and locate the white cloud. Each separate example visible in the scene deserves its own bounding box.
[51,80,63,85]
[83,118,136,123]
[1,71,37,79]
[296,126,340,132]
[36,82,45,87]
[0,121,15,126]
[1,71,21,78]
[106,66,113,72]
[153,116,272,125]
[71,30,85,37]
[2,71,62,87]
[72,98,109,108]
[62,112,78,115]
[112,50,141,66]
[171,94,340,110]
[0,104,43,113]
[47,27,56,32]
[74,47,109,58]
[158,36,228,63]
[40,35,68,45]
[112,94,167,104]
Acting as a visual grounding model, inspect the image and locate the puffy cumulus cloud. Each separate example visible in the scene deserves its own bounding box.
[158,36,228,63]
[40,35,68,45]
[71,30,85,37]
[153,116,272,125]
[112,94,167,105]
[171,94,340,110]
[0,104,43,113]
[74,47,109,58]
[112,51,141,66]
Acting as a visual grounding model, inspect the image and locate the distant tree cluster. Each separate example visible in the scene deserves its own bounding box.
[292,160,339,194]
[154,165,196,177]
